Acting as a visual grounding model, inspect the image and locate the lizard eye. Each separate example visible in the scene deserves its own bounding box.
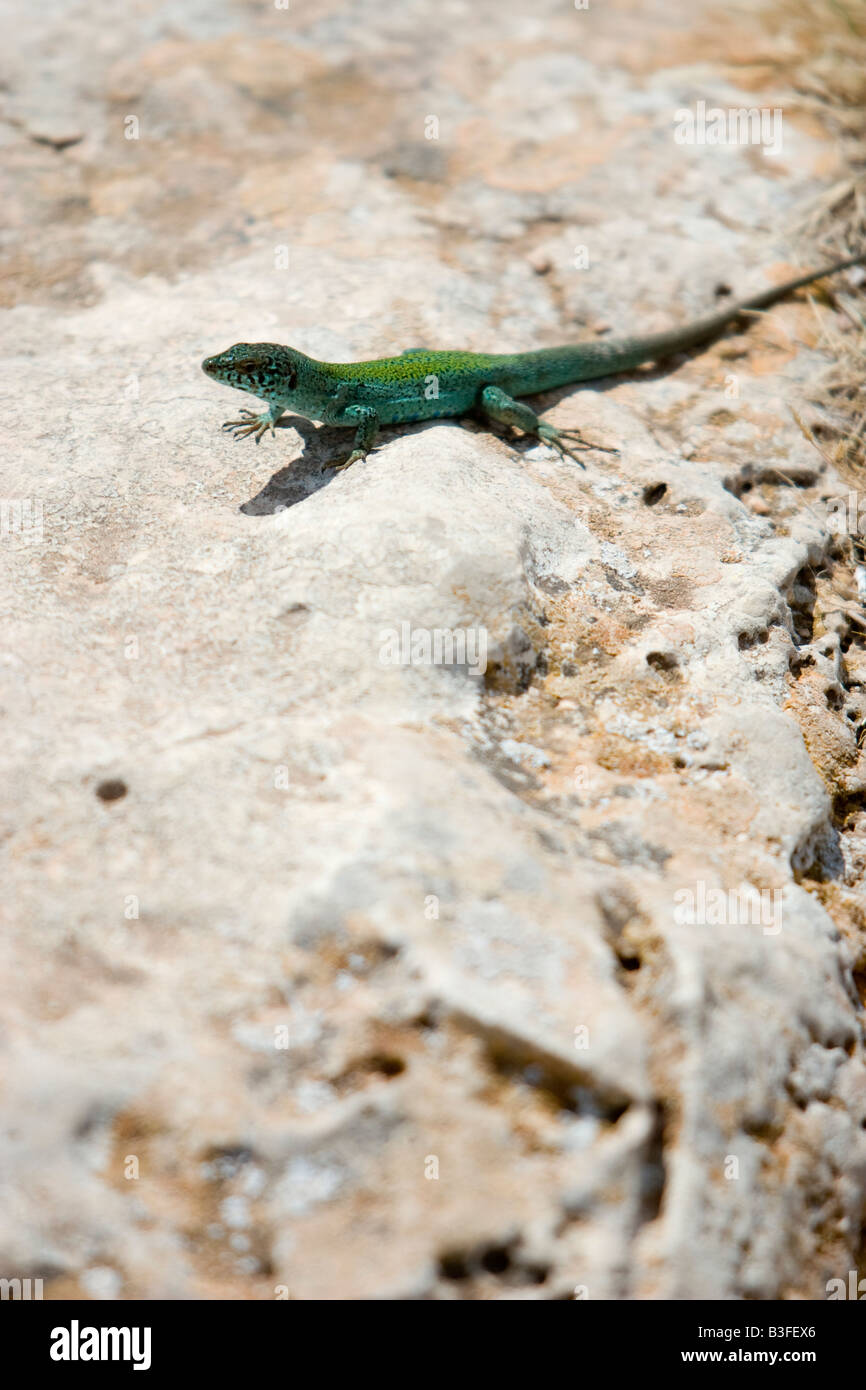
[233,359,259,374]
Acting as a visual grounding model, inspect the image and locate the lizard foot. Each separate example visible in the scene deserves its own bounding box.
[221,410,276,442]
[538,423,618,464]
[328,449,368,472]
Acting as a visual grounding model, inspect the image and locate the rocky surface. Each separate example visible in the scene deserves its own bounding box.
[2,0,866,1299]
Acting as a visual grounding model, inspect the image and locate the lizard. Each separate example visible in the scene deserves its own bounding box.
[201,253,864,471]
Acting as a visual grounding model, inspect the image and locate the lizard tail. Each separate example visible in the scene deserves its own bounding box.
[507,252,865,392]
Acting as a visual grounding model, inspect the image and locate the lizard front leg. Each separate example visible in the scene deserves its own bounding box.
[222,400,285,442]
[479,385,615,465]
[329,405,380,471]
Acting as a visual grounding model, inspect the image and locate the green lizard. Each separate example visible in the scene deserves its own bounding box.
[202,254,863,470]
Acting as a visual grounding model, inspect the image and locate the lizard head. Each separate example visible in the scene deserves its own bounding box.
[201,343,299,397]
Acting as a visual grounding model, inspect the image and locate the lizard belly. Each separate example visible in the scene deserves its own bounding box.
[372,387,481,426]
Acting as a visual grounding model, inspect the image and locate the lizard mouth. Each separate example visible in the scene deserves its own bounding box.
[201,356,220,376]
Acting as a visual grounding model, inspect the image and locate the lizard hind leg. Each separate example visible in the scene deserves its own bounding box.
[479,385,614,466]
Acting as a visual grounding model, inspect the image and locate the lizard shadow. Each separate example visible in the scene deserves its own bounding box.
[239,416,352,515]
[240,415,441,514]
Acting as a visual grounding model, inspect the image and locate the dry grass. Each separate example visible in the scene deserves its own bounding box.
[783,0,866,478]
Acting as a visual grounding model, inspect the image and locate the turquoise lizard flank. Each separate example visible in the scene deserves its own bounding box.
[202,255,863,471]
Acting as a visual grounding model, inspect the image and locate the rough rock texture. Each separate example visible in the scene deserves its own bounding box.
[2,0,866,1299]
